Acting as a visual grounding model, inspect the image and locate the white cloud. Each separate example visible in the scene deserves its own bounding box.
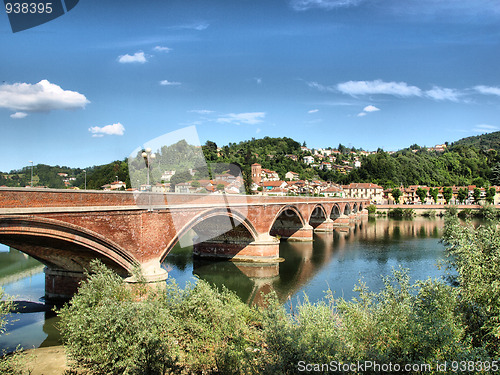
[89,123,125,137]
[171,22,209,31]
[357,105,380,117]
[159,80,181,86]
[254,78,263,84]
[10,112,28,119]
[216,112,266,125]
[0,80,89,113]
[256,128,262,134]
[473,124,499,133]
[337,80,422,97]
[363,105,380,112]
[425,86,461,101]
[474,85,500,96]
[308,109,319,114]
[307,81,337,93]
[291,0,363,11]
[190,109,214,114]
[118,52,147,64]
[153,46,172,52]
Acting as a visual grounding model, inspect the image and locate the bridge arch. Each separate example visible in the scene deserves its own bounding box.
[160,207,258,262]
[0,217,136,276]
[343,203,352,216]
[330,204,341,219]
[308,204,328,223]
[269,204,310,240]
[352,203,358,214]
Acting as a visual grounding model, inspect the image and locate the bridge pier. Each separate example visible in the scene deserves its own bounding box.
[193,234,281,262]
[332,215,350,227]
[44,268,85,301]
[286,224,314,241]
[313,218,334,233]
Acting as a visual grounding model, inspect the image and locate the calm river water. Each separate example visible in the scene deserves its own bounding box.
[0,217,448,353]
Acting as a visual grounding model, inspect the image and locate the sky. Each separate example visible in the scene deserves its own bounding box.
[1,0,500,171]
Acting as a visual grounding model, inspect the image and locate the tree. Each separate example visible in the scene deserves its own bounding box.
[391,188,402,204]
[429,187,439,204]
[490,163,500,186]
[216,183,225,191]
[190,180,200,188]
[457,188,468,204]
[416,187,427,204]
[486,187,496,204]
[443,187,453,204]
[473,187,482,204]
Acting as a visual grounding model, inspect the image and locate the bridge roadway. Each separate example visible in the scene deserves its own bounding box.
[0,188,369,300]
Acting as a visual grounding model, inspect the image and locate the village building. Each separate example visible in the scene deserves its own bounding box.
[285,171,300,181]
[342,182,384,204]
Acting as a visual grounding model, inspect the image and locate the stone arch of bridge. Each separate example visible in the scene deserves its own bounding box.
[308,204,328,223]
[0,216,136,276]
[343,202,352,216]
[352,202,358,213]
[159,207,258,262]
[330,204,342,219]
[269,204,312,241]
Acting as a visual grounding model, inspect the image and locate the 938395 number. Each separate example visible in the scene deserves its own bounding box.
[5,2,53,14]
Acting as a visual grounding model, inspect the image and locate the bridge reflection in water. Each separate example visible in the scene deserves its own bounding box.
[165,217,447,306]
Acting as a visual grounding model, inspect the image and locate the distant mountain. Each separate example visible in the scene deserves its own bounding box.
[452,131,500,150]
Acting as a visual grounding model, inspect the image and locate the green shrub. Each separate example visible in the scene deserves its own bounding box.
[57,261,264,374]
[0,289,30,375]
[367,204,377,215]
[262,269,485,373]
[388,207,414,218]
[477,205,498,221]
[422,210,436,217]
[458,208,472,219]
[443,216,500,357]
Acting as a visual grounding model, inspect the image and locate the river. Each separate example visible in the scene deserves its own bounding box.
[0,217,448,353]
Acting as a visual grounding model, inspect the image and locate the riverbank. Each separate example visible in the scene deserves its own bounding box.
[21,346,69,375]
[374,203,497,216]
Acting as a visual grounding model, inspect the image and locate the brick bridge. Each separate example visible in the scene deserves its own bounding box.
[0,188,368,299]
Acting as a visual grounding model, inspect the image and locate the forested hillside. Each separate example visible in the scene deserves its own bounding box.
[3,134,500,190]
[452,131,500,150]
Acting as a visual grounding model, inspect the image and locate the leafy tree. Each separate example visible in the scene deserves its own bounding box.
[443,215,500,357]
[443,187,453,204]
[473,187,482,204]
[416,187,427,204]
[457,188,468,204]
[486,187,496,204]
[391,188,402,204]
[429,187,439,203]
[190,180,200,188]
[170,170,193,187]
[216,183,225,191]
[490,163,500,186]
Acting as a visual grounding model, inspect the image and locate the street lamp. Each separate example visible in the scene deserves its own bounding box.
[141,148,156,190]
[29,161,33,188]
[83,170,87,190]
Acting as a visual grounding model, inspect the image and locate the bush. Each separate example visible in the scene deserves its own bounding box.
[262,269,485,373]
[367,204,377,215]
[422,210,436,217]
[443,216,500,357]
[458,208,472,219]
[57,261,264,374]
[0,289,30,375]
[388,207,414,218]
[477,205,498,221]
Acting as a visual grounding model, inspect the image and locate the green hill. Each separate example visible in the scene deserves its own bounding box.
[452,131,500,150]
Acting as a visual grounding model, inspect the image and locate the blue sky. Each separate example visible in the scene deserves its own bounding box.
[1,0,500,171]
